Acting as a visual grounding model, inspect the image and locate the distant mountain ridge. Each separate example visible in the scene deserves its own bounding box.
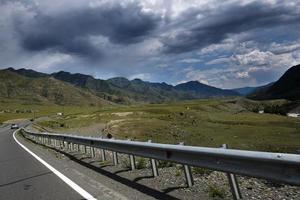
[1,67,240,105]
[249,64,300,100]
[233,83,274,96]
[0,69,110,106]
[175,81,238,97]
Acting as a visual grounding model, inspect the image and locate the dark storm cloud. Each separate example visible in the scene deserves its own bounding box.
[161,1,300,54]
[16,3,161,58]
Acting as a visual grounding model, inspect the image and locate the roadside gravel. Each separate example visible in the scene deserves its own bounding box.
[19,125,300,200]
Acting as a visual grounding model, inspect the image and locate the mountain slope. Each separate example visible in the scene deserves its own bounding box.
[2,67,240,104]
[6,67,48,78]
[233,83,274,96]
[175,81,240,98]
[249,64,300,100]
[107,78,183,102]
[233,87,259,96]
[0,69,110,106]
[51,71,239,102]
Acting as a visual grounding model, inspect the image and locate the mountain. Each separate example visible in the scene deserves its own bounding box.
[108,78,182,102]
[233,87,259,96]
[1,67,240,104]
[0,69,110,106]
[233,83,274,96]
[5,67,47,78]
[51,71,112,92]
[175,81,240,98]
[51,71,239,102]
[249,64,300,100]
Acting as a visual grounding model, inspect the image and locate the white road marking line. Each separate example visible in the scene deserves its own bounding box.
[13,130,97,200]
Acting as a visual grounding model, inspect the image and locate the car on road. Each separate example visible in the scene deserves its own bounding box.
[10,124,19,129]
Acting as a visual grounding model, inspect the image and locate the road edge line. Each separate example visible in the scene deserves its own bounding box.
[13,129,97,200]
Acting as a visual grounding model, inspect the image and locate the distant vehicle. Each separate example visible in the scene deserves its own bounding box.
[10,124,19,129]
[287,113,300,118]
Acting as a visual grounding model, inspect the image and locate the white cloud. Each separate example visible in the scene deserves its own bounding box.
[129,73,151,81]
[236,71,249,78]
[232,49,273,66]
[270,42,300,54]
[206,57,231,65]
[178,58,202,63]
[0,0,300,89]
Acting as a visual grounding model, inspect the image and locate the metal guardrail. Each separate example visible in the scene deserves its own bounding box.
[20,128,300,199]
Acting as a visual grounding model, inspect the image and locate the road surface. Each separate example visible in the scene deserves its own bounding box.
[0,124,84,200]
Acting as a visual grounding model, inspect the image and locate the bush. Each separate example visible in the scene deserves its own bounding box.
[207,184,226,198]
[263,105,286,115]
[158,160,174,168]
[251,107,260,113]
[136,157,147,169]
[120,158,131,169]
[175,165,183,176]
[192,167,212,175]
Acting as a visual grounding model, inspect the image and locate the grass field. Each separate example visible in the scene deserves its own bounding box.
[32,98,300,153]
[0,99,107,124]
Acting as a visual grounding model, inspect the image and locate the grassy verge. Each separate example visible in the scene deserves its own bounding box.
[0,100,106,123]
[34,98,300,153]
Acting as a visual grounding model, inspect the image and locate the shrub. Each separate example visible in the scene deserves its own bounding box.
[158,160,174,168]
[136,157,147,169]
[120,158,131,169]
[99,160,111,166]
[207,184,226,198]
[175,165,183,176]
[192,167,212,175]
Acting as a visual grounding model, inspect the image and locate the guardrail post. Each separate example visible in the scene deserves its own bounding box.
[127,139,136,170]
[55,139,59,148]
[95,148,99,158]
[129,154,136,170]
[221,144,242,200]
[113,152,119,165]
[81,145,86,153]
[65,141,69,150]
[179,142,194,187]
[112,138,119,165]
[148,140,159,177]
[100,149,106,161]
[91,147,95,157]
[58,140,61,147]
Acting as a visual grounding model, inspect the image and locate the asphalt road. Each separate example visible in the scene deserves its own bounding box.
[0,124,84,200]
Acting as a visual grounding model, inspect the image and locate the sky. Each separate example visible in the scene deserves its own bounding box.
[1,0,300,89]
